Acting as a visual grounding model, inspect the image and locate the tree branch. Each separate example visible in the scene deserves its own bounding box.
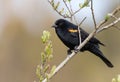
[63,0,72,16]
[97,17,120,33]
[48,0,71,18]
[90,0,97,29]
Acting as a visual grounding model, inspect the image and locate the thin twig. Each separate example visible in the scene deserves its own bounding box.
[63,0,72,16]
[79,17,87,26]
[90,0,97,29]
[71,8,82,16]
[48,0,71,18]
[71,0,91,16]
[108,13,118,20]
[48,0,90,18]
[69,1,82,46]
[112,6,120,15]
[78,17,87,45]
[78,26,82,45]
[96,19,107,28]
[97,17,120,33]
[96,6,120,29]
[69,1,73,21]
[69,1,77,22]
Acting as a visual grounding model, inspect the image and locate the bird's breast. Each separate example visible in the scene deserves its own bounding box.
[55,28,79,49]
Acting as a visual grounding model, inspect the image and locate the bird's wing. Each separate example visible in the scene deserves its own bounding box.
[68,28,105,47]
[68,28,78,37]
[80,28,105,46]
[88,43,113,67]
[67,28,79,46]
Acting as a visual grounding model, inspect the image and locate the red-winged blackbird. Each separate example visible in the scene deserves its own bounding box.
[52,19,113,68]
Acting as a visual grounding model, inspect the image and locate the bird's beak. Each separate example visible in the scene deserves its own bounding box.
[52,24,57,28]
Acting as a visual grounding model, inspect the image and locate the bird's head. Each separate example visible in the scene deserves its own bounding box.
[52,19,69,29]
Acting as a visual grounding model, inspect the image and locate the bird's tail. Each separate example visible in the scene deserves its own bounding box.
[89,47,113,68]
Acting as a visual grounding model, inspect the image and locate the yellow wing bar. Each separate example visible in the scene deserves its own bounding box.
[68,29,78,33]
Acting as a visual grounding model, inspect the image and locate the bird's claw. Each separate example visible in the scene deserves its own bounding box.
[67,49,72,55]
[74,46,79,53]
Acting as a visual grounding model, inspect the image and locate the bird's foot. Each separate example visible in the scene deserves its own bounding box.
[67,49,72,55]
[74,46,79,53]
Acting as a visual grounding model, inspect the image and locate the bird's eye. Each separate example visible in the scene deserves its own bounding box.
[58,22,65,27]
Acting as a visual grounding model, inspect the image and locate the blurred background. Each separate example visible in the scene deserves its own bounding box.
[0,0,120,82]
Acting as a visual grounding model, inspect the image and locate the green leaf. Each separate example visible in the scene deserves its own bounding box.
[36,30,54,82]
[49,65,56,76]
[112,78,116,82]
[65,11,70,17]
[59,8,64,14]
[51,0,55,7]
[67,0,71,2]
[36,65,41,78]
[41,52,46,64]
[105,14,110,21]
[40,76,44,82]
[79,3,83,8]
[44,41,53,60]
[54,2,60,10]
[112,75,120,82]
[45,73,49,82]
[41,30,50,43]
[44,65,50,73]
[80,0,89,8]
[117,75,120,82]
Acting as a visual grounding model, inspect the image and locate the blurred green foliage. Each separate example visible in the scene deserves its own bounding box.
[35,30,56,82]
[79,0,90,8]
[112,75,120,82]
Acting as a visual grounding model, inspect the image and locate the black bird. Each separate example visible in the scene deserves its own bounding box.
[52,19,113,68]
